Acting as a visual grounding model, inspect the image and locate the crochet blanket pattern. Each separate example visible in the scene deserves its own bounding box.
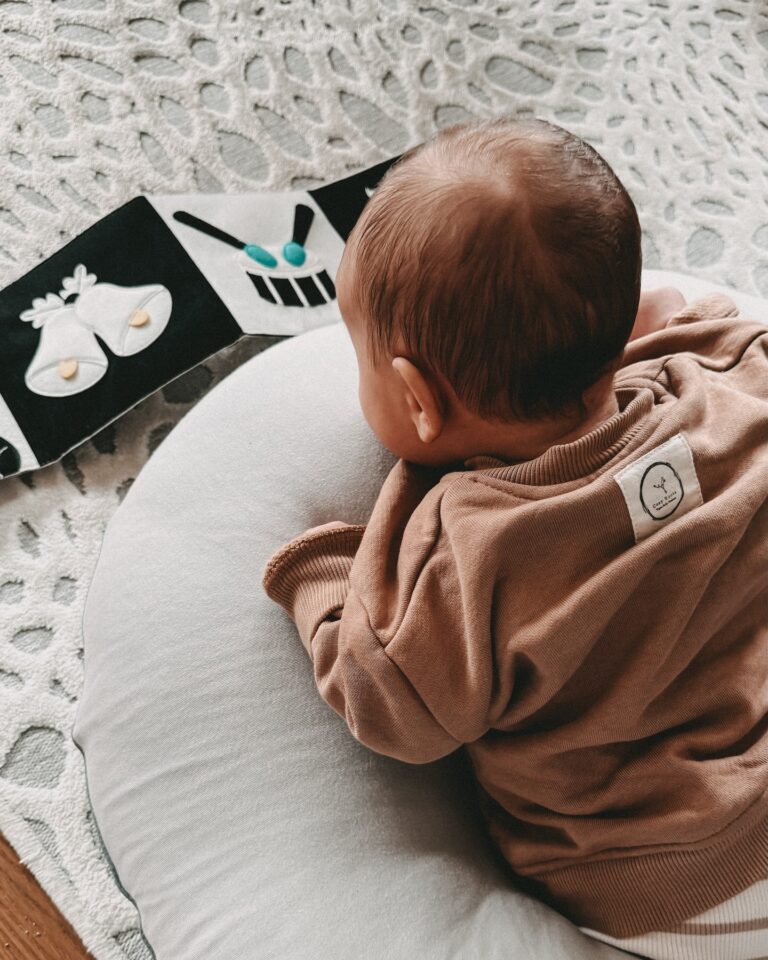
[1,1,767,957]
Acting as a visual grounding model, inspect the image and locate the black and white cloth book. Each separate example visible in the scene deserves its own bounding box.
[0,153,400,481]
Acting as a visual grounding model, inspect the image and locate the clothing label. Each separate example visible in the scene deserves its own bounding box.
[614,432,703,543]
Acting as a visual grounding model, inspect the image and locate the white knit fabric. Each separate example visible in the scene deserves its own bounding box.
[1,2,768,957]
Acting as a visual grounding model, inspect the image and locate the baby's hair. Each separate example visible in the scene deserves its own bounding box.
[344,115,642,423]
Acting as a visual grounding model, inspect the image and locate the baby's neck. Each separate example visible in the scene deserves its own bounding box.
[462,382,621,465]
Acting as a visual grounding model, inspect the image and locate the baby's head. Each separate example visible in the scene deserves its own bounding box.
[335,115,642,466]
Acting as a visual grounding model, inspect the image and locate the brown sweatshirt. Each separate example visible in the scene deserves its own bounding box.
[262,293,768,938]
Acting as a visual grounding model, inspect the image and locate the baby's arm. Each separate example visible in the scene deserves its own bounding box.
[619,285,763,377]
[262,462,492,764]
[627,286,686,342]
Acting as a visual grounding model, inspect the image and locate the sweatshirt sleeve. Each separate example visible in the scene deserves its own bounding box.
[261,460,493,764]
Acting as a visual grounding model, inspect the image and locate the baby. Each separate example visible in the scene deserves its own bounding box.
[263,116,768,958]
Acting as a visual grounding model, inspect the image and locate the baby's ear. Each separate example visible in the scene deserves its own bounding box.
[391,357,445,444]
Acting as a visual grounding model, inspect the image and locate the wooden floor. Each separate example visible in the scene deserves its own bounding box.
[0,832,93,959]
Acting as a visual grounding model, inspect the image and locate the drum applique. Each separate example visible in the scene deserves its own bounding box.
[172,203,336,309]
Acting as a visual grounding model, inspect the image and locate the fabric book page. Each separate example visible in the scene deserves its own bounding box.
[0,153,401,480]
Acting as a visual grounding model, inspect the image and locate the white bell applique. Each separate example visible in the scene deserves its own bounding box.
[20,288,109,398]
[20,265,173,398]
[73,273,172,357]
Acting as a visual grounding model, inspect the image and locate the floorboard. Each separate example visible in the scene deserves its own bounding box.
[0,832,93,959]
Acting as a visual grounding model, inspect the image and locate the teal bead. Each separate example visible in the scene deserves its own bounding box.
[244,244,278,267]
[282,241,306,266]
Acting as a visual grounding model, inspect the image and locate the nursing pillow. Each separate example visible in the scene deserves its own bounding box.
[71,270,768,959]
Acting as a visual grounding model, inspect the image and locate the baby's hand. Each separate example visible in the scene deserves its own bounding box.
[628,286,686,341]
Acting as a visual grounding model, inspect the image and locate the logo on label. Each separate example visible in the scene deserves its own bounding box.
[639,460,684,520]
[614,432,702,543]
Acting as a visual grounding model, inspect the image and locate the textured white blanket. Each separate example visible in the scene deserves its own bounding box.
[1,2,768,957]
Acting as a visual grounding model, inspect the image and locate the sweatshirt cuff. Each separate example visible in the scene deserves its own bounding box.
[262,524,366,650]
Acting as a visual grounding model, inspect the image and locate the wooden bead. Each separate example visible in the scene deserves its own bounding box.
[129,308,149,327]
[58,359,78,379]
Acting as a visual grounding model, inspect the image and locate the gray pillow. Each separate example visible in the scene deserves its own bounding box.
[72,270,767,960]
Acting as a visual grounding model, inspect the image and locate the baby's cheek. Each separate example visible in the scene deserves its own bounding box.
[360,385,399,446]
[357,368,378,415]
[356,367,414,455]
[380,415,418,462]
[360,384,386,436]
